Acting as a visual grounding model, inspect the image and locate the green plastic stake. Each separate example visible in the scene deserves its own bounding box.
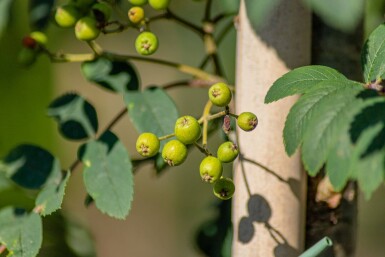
[299,237,333,257]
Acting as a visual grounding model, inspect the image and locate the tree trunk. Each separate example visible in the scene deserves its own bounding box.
[305,14,363,257]
[232,1,311,256]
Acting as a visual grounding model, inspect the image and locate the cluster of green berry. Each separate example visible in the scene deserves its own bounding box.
[54,0,111,41]
[136,82,258,200]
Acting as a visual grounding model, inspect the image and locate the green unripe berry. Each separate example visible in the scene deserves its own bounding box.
[129,0,148,6]
[174,116,201,144]
[135,32,158,55]
[136,133,160,157]
[237,112,258,131]
[162,140,187,166]
[18,48,38,67]
[217,141,238,163]
[128,7,145,24]
[91,2,112,22]
[208,82,232,107]
[75,16,100,41]
[200,156,223,183]
[148,0,170,10]
[213,177,235,200]
[54,4,82,28]
[30,31,48,45]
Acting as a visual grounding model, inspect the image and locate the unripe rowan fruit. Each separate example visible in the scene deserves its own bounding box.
[162,140,187,166]
[128,7,145,24]
[136,133,160,157]
[54,4,82,28]
[237,112,258,131]
[174,116,201,144]
[208,82,232,107]
[91,2,112,22]
[135,32,158,55]
[200,156,223,183]
[129,0,148,6]
[75,17,100,41]
[217,141,238,163]
[149,0,170,10]
[18,48,38,67]
[30,31,48,45]
[213,177,235,200]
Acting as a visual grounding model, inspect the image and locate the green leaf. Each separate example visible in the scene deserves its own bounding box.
[283,80,349,156]
[0,145,56,189]
[48,93,98,140]
[124,86,179,152]
[81,57,139,93]
[303,0,364,32]
[0,207,43,257]
[326,133,354,191]
[362,23,385,83]
[301,83,364,175]
[35,163,70,216]
[0,0,13,39]
[79,131,134,219]
[29,0,55,30]
[244,0,282,30]
[356,150,385,199]
[265,66,346,103]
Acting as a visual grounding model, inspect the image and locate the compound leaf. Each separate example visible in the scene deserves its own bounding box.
[362,23,385,83]
[48,93,98,140]
[82,57,139,93]
[0,145,56,189]
[79,131,134,219]
[35,164,70,216]
[283,80,350,156]
[300,83,364,175]
[265,66,346,103]
[0,207,43,257]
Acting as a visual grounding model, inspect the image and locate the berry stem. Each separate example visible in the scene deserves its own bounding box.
[87,41,103,55]
[201,100,213,147]
[158,133,175,141]
[193,142,211,156]
[165,9,204,36]
[229,113,238,118]
[204,0,213,21]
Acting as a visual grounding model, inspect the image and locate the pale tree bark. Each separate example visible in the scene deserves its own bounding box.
[232,1,311,256]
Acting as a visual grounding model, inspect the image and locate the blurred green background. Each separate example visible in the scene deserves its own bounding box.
[0,0,384,256]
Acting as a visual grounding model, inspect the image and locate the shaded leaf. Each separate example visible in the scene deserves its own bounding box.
[35,165,70,216]
[219,0,239,14]
[244,0,282,30]
[265,66,346,103]
[362,23,385,83]
[79,131,134,219]
[301,83,364,175]
[82,57,139,93]
[0,0,13,39]
[0,145,56,189]
[48,93,98,140]
[124,86,179,155]
[29,0,55,30]
[303,0,364,32]
[0,207,42,257]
